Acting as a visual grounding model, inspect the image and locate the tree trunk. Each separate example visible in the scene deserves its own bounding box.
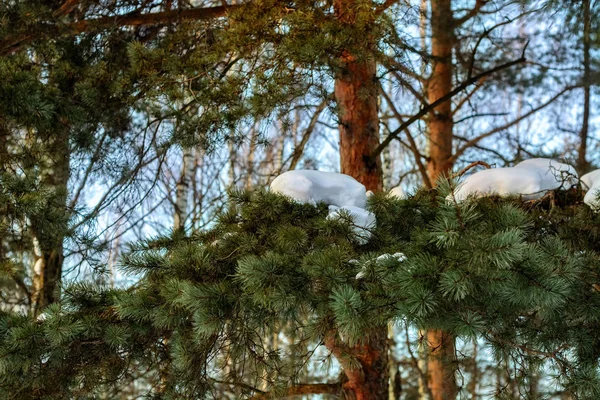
[334,0,383,193]
[427,0,454,183]
[31,132,70,315]
[325,329,389,400]
[174,146,195,231]
[427,329,457,400]
[331,1,387,399]
[577,0,591,174]
[426,1,458,399]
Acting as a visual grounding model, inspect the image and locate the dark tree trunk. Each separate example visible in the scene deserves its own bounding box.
[31,131,70,315]
[578,0,591,174]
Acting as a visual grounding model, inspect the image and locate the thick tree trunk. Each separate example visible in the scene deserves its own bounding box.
[334,0,382,192]
[336,55,382,192]
[325,328,389,400]
[331,1,387,398]
[427,0,454,183]
[426,1,458,399]
[577,0,591,173]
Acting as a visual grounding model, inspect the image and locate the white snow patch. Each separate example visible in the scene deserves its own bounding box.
[356,252,407,279]
[271,170,378,244]
[270,170,367,208]
[581,169,600,209]
[514,158,578,188]
[389,186,407,199]
[327,205,375,245]
[451,158,578,202]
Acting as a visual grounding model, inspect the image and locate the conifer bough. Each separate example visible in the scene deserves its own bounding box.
[2,183,600,399]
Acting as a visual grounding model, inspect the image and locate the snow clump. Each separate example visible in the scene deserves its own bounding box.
[270,170,367,208]
[389,185,407,199]
[327,205,376,245]
[581,169,600,209]
[451,158,578,202]
[270,170,375,243]
[356,252,407,279]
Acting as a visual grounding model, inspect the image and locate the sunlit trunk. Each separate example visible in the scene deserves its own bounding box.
[330,0,387,398]
[425,1,458,398]
[426,0,454,184]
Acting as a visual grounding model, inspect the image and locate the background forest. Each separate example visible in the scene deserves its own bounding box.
[0,0,599,398]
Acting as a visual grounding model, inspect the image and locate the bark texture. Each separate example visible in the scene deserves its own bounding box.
[427,329,458,400]
[325,329,389,400]
[578,0,591,174]
[334,0,383,192]
[426,1,458,398]
[427,0,454,183]
[331,1,387,398]
[31,132,70,314]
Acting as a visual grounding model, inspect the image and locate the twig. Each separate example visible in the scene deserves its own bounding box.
[371,47,529,161]
[454,161,491,178]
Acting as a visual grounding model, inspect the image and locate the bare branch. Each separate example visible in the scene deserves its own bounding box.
[454,0,488,26]
[375,0,398,15]
[371,50,528,161]
[450,86,576,163]
[287,99,329,170]
[380,84,432,188]
[454,160,491,177]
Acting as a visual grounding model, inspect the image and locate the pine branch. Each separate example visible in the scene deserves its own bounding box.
[1,4,242,56]
[250,383,342,399]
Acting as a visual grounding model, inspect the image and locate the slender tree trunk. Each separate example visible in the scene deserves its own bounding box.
[426,1,458,399]
[245,126,257,190]
[577,0,591,173]
[330,1,387,399]
[469,341,478,399]
[174,146,195,231]
[426,329,457,400]
[31,132,70,315]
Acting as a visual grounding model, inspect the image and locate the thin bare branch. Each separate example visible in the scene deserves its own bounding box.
[450,86,576,163]
[287,99,329,170]
[380,84,432,188]
[371,49,528,161]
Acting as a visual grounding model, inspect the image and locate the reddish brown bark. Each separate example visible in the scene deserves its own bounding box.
[335,52,382,192]
[427,0,454,184]
[425,1,458,399]
[334,0,383,193]
[427,329,458,400]
[325,329,389,400]
[330,1,387,398]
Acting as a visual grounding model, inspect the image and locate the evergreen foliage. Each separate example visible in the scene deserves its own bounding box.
[2,185,600,398]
